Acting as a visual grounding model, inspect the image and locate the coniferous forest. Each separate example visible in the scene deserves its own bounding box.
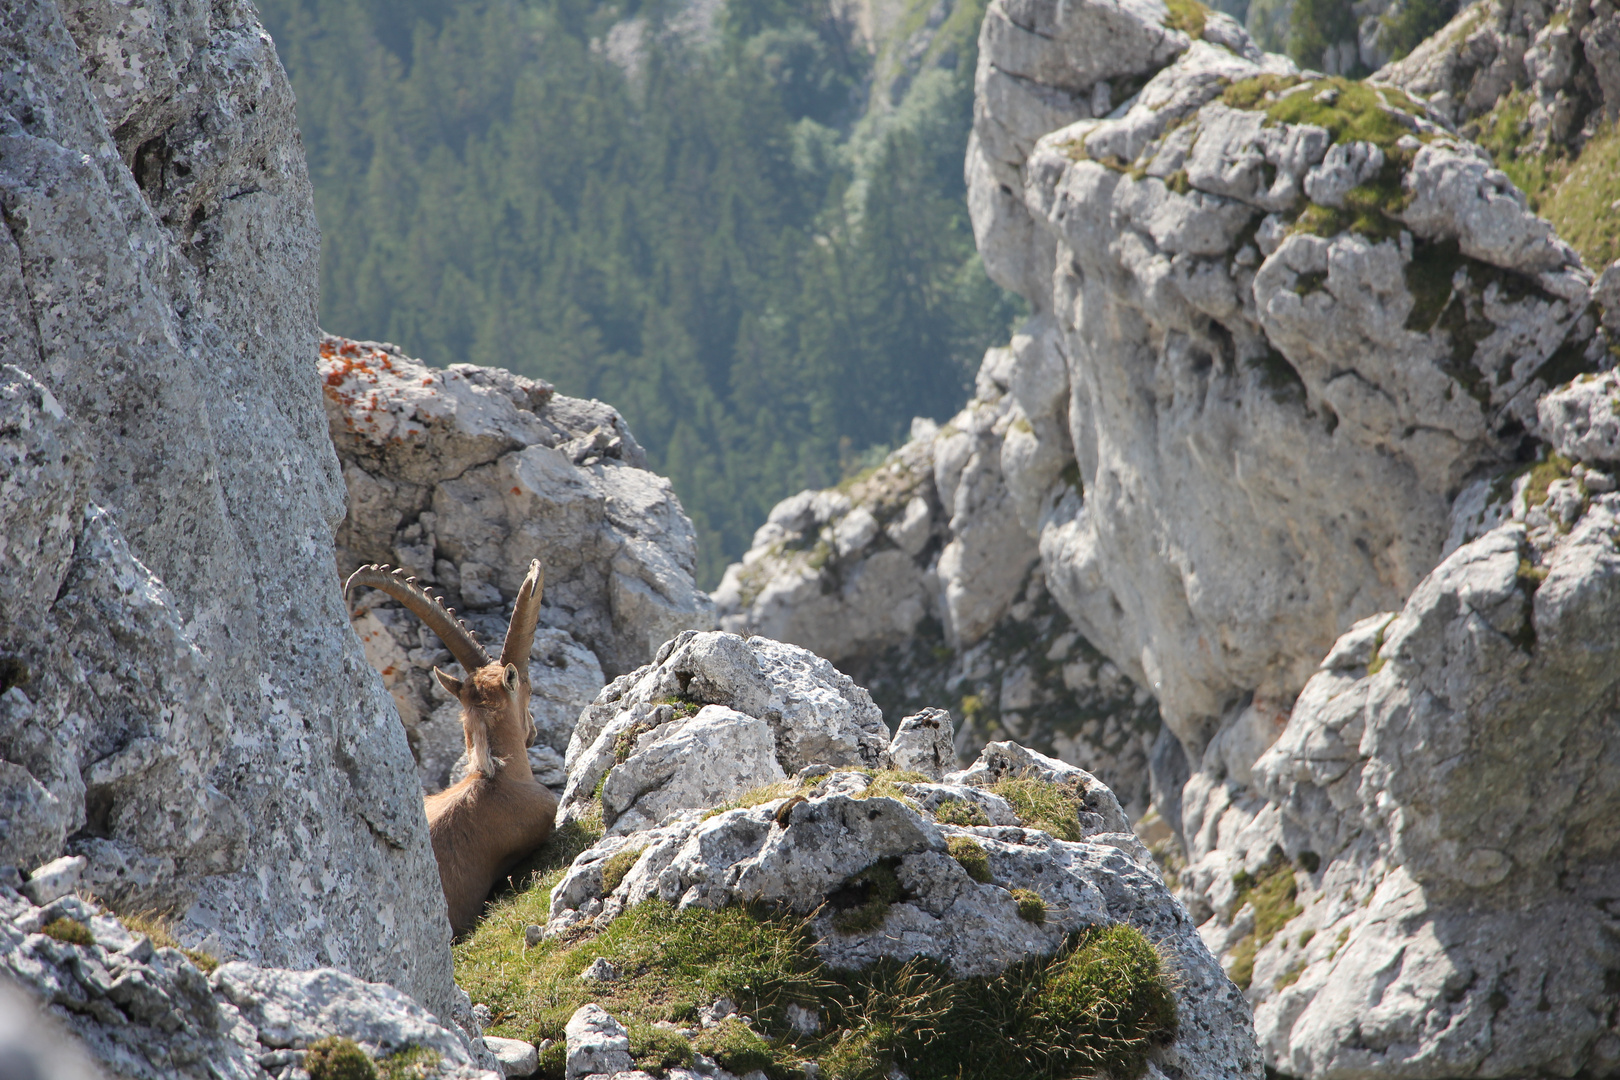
[259,0,1023,585]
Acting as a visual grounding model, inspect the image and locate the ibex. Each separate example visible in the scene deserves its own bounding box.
[345,559,558,937]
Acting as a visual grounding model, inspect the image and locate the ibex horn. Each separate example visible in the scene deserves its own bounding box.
[344,564,490,675]
[501,559,544,669]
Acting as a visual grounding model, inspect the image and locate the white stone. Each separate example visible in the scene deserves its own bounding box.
[20,855,86,907]
[565,1005,633,1080]
[485,1035,539,1077]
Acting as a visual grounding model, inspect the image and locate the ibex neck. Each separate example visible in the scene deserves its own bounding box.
[490,727,536,781]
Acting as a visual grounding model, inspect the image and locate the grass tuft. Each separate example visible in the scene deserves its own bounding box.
[1226,858,1303,991]
[935,798,991,827]
[1162,0,1208,38]
[1011,889,1047,925]
[306,1036,376,1080]
[988,777,1089,842]
[694,1017,776,1074]
[42,917,94,947]
[702,780,800,820]
[378,1046,444,1080]
[628,1021,693,1070]
[600,847,648,896]
[947,836,993,883]
[117,911,219,972]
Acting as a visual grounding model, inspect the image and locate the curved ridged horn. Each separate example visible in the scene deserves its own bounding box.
[500,559,544,669]
[344,564,490,674]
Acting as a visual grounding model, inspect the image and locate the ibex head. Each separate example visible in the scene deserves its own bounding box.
[346,559,545,779]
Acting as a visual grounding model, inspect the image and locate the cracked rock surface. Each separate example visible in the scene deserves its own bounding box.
[321,334,715,790]
[0,0,455,1016]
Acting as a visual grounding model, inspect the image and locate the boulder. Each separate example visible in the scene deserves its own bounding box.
[557,632,890,831]
[543,737,1262,1080]
[0,883,501,1079]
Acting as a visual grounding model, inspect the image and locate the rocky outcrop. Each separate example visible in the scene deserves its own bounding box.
[714,354,1162,817]
[1382,0,1620,158]
[555,630,892,834]
[947,0,1620,1075]
[321,334,715,790]
[0,880,500,1079]
[0,0,454,1014]
[538,633,1261,1080]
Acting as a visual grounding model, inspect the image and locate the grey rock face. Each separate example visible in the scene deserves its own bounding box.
[1174,477,1620,1078]
[0,0,452,1013]
[564,1004,634,1080]
[323,334,715,689]
[544,733,1262,1080]
[714,353,1162,817]
[0,885,499,1080]
[557,631,889,832]
[1381,0,1620,159]
[880,709,957,779]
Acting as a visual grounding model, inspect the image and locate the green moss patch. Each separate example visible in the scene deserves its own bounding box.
[1162,0,1209,38]
[947,836,993,883]
[1225,859,1304,990]
[988,777,1090,841]
[42,917,94,947]
[1011,889,1047,925]
[935,798,991,827]
[459,875,1177,1080]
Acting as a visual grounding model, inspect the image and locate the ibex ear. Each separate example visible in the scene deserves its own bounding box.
[433,666,464,699]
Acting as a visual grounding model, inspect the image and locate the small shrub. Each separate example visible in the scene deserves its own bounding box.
[947,836,992,883]
[1010,889,1046,925]
[535,1037,566,1079]
[934,798,990,827]
[613,722,656,763]
[831,860,904,934]
[600,847,648,895]
[628,1021,692,1070]
[42,918,94,947]
[305,1036,377,1080]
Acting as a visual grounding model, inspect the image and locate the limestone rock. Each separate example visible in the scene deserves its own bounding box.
[324,334,715,788]
[714,356,1162,817]
[1538,369,1620,462]
[0,885,499,1079]
[0,0,454,1013]
[543,742,1261,1080]
[484,1035,539,1077]
[880,709,957,779]
[565,1004,634,1080]
[557,632,888,831]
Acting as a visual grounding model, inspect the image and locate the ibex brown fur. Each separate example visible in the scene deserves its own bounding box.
[346,559,557,937]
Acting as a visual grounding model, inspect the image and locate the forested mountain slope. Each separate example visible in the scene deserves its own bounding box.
[258,0,1022,584]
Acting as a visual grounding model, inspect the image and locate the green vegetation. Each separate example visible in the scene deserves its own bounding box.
[41,917,94,947]
[458,870,1177,1080]
[600,846,648,895]
[989,776,1091,842]
[1286,0,1365,75]
[378,1046,445,1080]
[1163,0,1210,38]
[1274,960,1306,990]
[831,860,906,934]
[1522,452,1577,511]
[704,780,802,819]
[306,1037,375,1080]
[947,835,994,883]
[117,911,221,972]
[1011,888,1047,924]
[259,0,1025,585]
[1364,615,1395,676]
[1540,122,1620,270]
[1225,858,1304,991]
[935,797,992,827]
[628,1021,694,1070]
[1379,0,1460,61]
